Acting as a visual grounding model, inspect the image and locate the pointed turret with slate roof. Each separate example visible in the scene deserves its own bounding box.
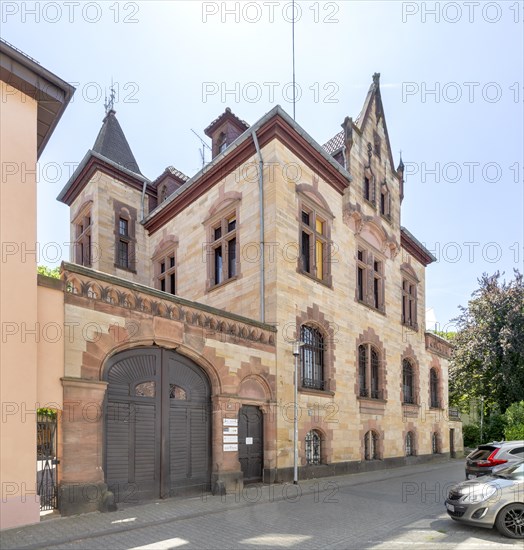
[91,109,143,176]
[57,106,150,206]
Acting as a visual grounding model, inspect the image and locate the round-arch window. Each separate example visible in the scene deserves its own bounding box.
[405,431,415,456]
[305,430,321,465]
[300,325,324,390]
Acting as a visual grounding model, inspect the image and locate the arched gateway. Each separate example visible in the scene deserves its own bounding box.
[103,347,211,502]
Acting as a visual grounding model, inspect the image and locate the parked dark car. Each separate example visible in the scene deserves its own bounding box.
[465,441,524,480]
[446,460,524,539]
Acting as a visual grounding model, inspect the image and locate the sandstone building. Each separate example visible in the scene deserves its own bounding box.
[55,72,462,513]
[0,37,462,526]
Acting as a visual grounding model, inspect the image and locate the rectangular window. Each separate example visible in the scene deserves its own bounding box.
[228,238,236,278]
[214,247,223,285]
[114,202,137,271]
[118,240,129,269]
[402,277,418,328]
[156,251,176,295]
[208,211,238,288]
[364,177,370,201]
[74,212,92,267]
[119,218,128,237]
[299,205,330,284]
[357,248,385,313]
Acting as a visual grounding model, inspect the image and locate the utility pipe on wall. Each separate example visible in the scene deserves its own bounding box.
[251,129,265,323]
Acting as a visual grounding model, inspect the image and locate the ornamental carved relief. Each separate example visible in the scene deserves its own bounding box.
[63,268,276,347]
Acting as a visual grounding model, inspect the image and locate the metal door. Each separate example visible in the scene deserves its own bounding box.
[238,406,263,483]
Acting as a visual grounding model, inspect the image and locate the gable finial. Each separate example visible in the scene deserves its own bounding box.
[373,72,381,87]
[398,149,405,171]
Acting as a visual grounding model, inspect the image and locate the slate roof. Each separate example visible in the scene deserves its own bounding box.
[92,110,142,175]
[204,107,250,137]
[323,131,344,154]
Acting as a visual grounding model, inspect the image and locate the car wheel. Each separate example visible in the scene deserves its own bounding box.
[495,503,524,539]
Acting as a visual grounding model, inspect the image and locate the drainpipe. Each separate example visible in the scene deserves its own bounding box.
[251,129,265,323]
[140,179,147,221]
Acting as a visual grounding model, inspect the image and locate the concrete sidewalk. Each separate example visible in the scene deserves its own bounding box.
[1,458,458,550]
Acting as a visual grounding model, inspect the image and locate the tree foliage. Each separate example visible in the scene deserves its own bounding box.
[37,265,60,279]
[504,401,524,440]
[450,271,524,414]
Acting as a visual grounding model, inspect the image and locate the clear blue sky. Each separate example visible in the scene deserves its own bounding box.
[2,1,523,329]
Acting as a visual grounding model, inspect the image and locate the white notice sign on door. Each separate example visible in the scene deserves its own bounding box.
[223,418,238,426]
[245,437,253,445]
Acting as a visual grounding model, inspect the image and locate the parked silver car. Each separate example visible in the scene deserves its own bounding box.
[465,440,524,479]
[445,460,524,539]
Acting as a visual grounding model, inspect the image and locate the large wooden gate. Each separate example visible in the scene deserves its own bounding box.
[104,348,211,502]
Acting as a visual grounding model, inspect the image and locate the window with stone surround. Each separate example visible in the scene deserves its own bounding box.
[430,368,440,408]
[402,275,418,330]
[73,205,92,267]
[298,194,332,286]
[402,359,415,404]
[379,182,391,220]
[405,431,415,456]
[300,325,325,390]
[364,430,379,460]
[357,248,385,312]
[206,209,238,289]
[305,430,321,465]
[432,432,440,454]
[155,248,177,295]
[358,344,381,399]
[114,201,136,271]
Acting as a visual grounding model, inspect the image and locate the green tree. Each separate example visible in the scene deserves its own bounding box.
[37,265,60,278]
[504,401,524,440]
[449,271,524,414]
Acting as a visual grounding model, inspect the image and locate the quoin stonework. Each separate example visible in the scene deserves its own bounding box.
[0,39,462,528]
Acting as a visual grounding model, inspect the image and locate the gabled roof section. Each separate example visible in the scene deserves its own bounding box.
[204,107,250,137]
[401,226,437,266]
[92,109,142,175]
[322,74,398,176]
[355,72,396,174]
[151,166,189,188]
[144,105,352,234]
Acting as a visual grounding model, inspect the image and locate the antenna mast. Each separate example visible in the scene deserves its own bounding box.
[191,129,212,169]
[292,0,296,120]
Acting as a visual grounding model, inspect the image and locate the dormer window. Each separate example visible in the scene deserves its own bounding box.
[218,133,227,154]
[380,182,391,219]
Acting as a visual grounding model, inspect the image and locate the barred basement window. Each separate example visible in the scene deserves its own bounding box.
[300,325,325,390]
[402,359,415,404]
[432,432,439,454]
[305,430,321,465]
[405,431,415,456]
[364,430,379,460]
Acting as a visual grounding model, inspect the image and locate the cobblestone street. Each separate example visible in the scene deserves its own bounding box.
[2,460,520,549]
